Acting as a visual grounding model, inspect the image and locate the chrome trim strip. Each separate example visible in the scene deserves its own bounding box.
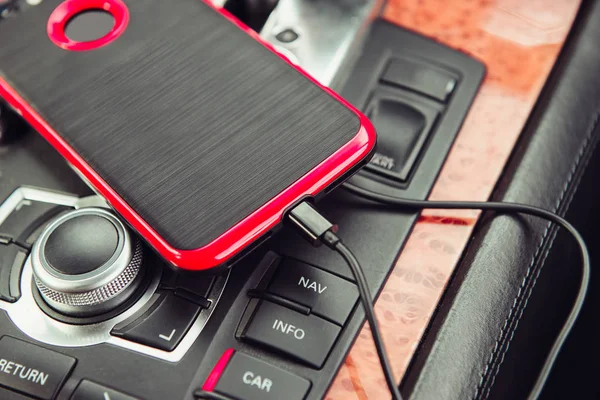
[0,187,80,227]
[260,0,386,90]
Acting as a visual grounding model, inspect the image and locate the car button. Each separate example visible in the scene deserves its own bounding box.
[0,336,76,400]
[363,94,439,183]
[70,380,139,400]
[111,293,200,351]
[268,259,358,325]
[0,200,69,248]
[0,244,27,303]
[381,57,457,102]
[205,350,310,400]
[242,301,340,368]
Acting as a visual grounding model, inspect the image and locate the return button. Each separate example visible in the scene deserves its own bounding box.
[0,336,76,399]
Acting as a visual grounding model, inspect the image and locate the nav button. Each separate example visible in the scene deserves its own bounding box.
[0,336,76,400]
[268,259,359,325]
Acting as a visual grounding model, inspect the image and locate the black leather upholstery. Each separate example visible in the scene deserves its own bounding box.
[402,1,599,399]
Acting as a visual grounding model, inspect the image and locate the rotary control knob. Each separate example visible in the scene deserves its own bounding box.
[31,207,143,317]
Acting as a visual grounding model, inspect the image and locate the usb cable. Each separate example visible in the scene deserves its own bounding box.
[287,201,404,400]
[196,186,589,400]
[286,183,591,400]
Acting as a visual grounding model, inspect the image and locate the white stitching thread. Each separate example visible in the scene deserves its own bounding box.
[473,111,600,400]
[481,148,591,399]
[473,222,553,399]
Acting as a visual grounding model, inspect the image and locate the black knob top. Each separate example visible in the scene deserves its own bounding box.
[44,214,119,275]
[32,207,143,317]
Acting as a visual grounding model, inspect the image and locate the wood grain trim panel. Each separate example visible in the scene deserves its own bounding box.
[327,1,581,398]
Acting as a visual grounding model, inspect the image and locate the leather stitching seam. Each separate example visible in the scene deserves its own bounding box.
[481,115,600,399]
[473,109,600,400]
[481,138,594,399]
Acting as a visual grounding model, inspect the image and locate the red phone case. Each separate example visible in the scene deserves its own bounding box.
[0,0,375,270]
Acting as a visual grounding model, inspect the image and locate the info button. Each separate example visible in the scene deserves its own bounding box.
[0,336,76,400]
[242,301,340,368]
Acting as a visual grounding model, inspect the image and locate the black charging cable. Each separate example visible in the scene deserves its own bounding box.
[286,183,590,400]
[195,185,589,400]
[288,201,405,400]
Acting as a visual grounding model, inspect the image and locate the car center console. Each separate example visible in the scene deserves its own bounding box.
[2,0,583,399]
[0,3,485,396]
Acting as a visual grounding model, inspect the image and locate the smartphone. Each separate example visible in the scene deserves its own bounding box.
[0,0,375,270]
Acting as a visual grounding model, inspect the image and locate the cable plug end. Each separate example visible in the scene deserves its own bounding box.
[287,201,338,247]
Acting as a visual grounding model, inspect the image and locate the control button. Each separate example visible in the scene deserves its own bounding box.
[363,95,439,182]
[268,259,358,325]
[111,293,200,351]
[213,352,310,400]
[0,336,76,400]
[275,29,299,43]
[0,244,27,303]
[160,270,214,308]
[242,301,340,368]
[44,214,118,275]
[31,208,143,317]
[0,200,69,248]
[176,271,215,300]
[381,57,457,103]
[174,288,211,309]
[159,269,214,298]
[70,380,139,400]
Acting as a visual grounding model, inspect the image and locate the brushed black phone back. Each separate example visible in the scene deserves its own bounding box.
[0,0,364,263]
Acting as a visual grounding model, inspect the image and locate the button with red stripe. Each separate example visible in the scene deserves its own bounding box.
[201,349,311,400]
